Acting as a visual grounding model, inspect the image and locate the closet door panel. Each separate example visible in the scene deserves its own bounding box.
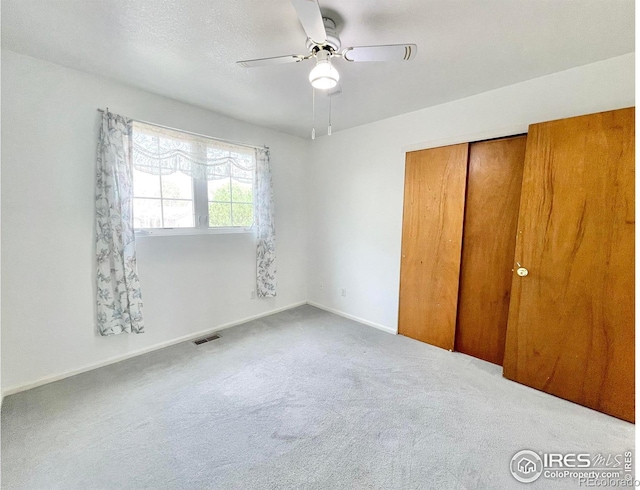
[503,108,635,422]
[398,143,468,350]
[455,136,526,365]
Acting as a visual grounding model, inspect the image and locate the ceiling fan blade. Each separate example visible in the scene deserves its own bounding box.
[342,44,417,62]
[291,0,327,45]
[237,54,306,68]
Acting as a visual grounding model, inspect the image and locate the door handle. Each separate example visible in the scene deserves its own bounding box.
[516,262,529,277]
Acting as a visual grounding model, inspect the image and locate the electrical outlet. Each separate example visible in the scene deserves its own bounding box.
[250,290,256,299]
[341,288,347,297]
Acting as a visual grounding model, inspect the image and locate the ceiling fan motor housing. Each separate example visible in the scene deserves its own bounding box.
[305,17,341,53]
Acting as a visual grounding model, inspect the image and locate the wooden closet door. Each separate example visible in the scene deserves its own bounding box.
[398,143,469,350]
[455,136,526,365]
[503,108,635,422]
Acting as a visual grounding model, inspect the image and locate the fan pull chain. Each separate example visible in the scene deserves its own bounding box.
[328,93,333,136]
[328,57,333,136]
[311,88,316,140]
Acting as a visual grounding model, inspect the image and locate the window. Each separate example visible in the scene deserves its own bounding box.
[131,122,255,234]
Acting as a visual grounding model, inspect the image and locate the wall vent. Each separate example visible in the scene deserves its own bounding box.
[193,334,220,345]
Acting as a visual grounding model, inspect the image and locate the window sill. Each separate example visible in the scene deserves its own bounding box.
[135,227,254,237]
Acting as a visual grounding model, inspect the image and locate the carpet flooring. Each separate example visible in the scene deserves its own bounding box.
[1,306,634,489]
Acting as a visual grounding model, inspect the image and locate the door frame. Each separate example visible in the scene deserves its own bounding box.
[401,124,527,154]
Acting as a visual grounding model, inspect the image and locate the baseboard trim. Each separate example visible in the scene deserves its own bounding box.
[307,301,397,335]
[2,301,307,397]
[3,300,394,397]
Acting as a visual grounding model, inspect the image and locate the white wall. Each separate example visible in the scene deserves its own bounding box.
[1,50,309,392]
[307,53,635,331]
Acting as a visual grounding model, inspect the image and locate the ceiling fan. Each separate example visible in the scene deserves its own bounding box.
[237,0,418,91]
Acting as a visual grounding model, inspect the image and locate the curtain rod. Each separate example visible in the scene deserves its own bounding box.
[96,109,269,151]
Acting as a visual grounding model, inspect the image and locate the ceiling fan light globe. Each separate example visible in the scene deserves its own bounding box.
[311,76,338,90]
[309,60,339,90]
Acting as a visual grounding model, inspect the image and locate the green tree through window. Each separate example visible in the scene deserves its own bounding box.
[209,181,254,227]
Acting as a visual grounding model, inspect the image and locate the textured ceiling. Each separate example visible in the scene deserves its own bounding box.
[2,0,635,138]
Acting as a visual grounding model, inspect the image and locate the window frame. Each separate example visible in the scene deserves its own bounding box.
[131,124,256,237]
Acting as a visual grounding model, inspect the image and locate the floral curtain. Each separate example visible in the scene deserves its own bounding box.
[255,148,277,297]
[95,111,144,335]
